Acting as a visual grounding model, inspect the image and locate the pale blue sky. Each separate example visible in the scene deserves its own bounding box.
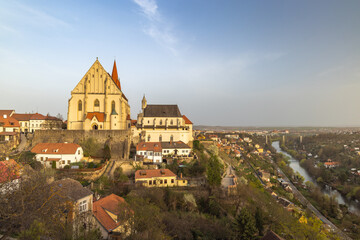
[1,0,360,126]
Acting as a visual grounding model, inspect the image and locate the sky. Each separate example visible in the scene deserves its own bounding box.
[1,0,360,127]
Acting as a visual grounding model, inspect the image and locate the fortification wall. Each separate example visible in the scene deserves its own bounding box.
[31,130,131,159]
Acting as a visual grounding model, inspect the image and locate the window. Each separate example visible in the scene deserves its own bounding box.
[159,135,162,142]
[78,150,80,154]
[41,157,43,161]
[153,180,156,185]
[147,135,151,142]
[62,160,65,164]
[78,100,82,111]
[160,180,163,184]
[94,99,100,107]
[149,180,152,185]
[111,101,115,112]
[149,152,153,156]
[170,135,174,141]
[68,160,70,164]
[171,179,174,183]
[171,120,173,125]
[160,120,162,125]
[79,200,87,212]
[164,179,167,184]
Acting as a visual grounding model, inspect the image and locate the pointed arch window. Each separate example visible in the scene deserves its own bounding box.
[170,135,174,142]
[94,99,100,107]
[78,100,82,111]
[170,120,173,125]
[147,135,151,142]
[111,101,115,112]
[159,135,162,142]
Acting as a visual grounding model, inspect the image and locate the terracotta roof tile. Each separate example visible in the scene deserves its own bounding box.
[86,112,105,122]
[93,194,128,232]
[0,115,20,128]
[135,169,176,179]
[136,142,162,152]
[182,115,193,124]
[31,143,81,155]
[12,113,34,121]
[0,110,14,117]
[30,113,46,120]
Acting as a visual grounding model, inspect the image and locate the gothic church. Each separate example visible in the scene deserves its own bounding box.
[67,59,130,130]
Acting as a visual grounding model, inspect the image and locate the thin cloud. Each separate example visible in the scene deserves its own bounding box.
[133,0,179,55]
[15,2,69,27]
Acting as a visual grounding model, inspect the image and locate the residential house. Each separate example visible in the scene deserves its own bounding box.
[135,141,191,164]
[234,150,241,158]
[31,143,83,168]
[93,194,131,239]
[0,113,20,148]
[208,135,219,142]
[324,161,340,168]
[135,169,187,187]
[12,113,33,133]
[51,178,93,229]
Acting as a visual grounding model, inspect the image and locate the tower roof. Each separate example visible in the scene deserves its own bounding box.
[111,60,121,90]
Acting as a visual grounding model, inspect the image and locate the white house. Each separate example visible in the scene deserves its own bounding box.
[31,143,83,168]
[135,141,191,164]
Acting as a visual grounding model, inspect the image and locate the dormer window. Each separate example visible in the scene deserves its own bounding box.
[42,149,47,152]
[53,149,59,153]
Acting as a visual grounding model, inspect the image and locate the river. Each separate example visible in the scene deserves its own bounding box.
[272,141,360,215]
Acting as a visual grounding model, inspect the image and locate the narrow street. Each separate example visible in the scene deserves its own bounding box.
[221,164,235,188]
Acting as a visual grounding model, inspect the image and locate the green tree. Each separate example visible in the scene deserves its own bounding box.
[19,220,46,240]
[103,144,111,161]
[233,208,257,240]
[81,138,100,157]
[255,207,264,235]
[206,156,222,186]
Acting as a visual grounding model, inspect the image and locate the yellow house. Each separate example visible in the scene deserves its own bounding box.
[258,148,264,153]
[135,169,187,187]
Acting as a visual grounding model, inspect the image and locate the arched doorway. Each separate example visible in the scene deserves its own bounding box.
[92,124,98,130]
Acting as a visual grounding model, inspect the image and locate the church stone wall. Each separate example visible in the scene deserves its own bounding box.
[31,130,131,159]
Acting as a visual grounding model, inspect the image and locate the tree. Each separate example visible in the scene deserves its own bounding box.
[81,138,100,157]
[255,207,264,235]
[233,208,257,240]
[206,156,222,186]
[103,144,111,161]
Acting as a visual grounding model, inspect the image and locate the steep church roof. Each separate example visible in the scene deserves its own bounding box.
[111,60,121,90]
[143,105,182,117]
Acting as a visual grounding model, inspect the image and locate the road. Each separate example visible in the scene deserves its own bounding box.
[276,165,351,240]
[221,165,235,188]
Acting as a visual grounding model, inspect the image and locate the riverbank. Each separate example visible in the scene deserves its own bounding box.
[273,141,360,239]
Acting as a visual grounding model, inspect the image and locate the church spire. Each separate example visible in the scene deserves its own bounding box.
[111,60,121,90]
[142,94,147,110]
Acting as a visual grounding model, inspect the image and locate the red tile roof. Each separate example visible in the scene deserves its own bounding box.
[30,113,46,120]
[182,115,193,124]
[31,143,81,155]
[324,162,340,166]
[135,169,176,179]
[0,159,21,183]
[12,113,34,121]
[47,158,61,162]
[131,120,137,126]
[93,194,128,232]
[136,142,162,152]
[0,115,20,128]
[0,110,14,117]
[86,112,105,122]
